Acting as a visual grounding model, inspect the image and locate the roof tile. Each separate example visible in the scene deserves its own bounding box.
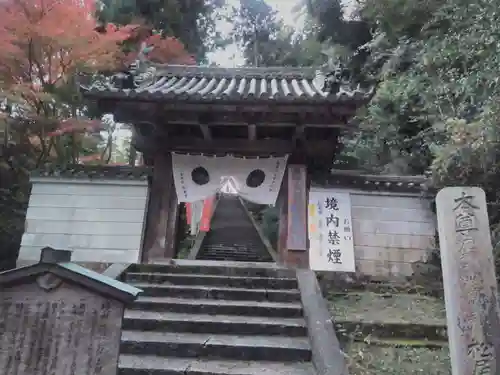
[312,170,432,194]
[81,65,373,103]
[30,165,152,181]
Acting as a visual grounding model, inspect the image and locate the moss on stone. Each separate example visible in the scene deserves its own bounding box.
[330,292,446,325]
[329,291,451,374]
[345,343,451,375]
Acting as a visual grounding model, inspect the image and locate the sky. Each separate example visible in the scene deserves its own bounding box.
[207,0,305,67]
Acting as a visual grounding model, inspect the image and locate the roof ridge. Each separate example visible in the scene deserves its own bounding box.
[154,64,320,79]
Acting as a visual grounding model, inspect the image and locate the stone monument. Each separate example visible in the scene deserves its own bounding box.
[0,247,141,375]
[436,187,500,375]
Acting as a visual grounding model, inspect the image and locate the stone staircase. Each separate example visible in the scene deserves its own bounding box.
[118,260,316,375]
[196,195,273,262]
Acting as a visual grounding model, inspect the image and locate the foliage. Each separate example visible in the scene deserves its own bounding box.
[0,0,136,163]
[261,206,279,249]
[338,0,500,179]
[229,0,327,67]
[306,0,500,270]
[0,0,135,82]
[0,0,131,268]
[355,0,500,189]
[126,33,195,65]
[230,0,281,66]
[0,0,191,268]
[302,0,371,49]
[98,0,228,62]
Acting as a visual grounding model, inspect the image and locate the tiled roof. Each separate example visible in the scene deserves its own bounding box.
[0,262,142,303]
[30,165,152,181]
[312,170,432,194]
[81,65,373,104]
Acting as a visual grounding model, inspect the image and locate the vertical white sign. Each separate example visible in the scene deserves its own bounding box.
[308,189,356,272]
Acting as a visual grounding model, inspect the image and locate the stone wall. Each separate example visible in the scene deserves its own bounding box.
[348,189,436,278]
[18,177,149,264]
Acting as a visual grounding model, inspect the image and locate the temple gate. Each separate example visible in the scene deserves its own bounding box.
[79,63,371,268]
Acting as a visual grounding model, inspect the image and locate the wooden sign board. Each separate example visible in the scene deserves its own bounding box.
[0,279,123,375]
[0,255,141,375]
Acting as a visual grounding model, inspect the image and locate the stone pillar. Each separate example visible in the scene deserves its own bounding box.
[142,153,178,262]
[436,187,500,375]
[285,164,309,268]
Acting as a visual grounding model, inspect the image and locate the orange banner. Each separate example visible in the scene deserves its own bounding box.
[199,197,215,232]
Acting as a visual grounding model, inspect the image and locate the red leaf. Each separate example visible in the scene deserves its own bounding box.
[46,119,103,136]
[0,0,136,88]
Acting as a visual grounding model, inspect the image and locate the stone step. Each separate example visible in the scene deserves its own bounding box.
[203,236,265,243]
[129,283,301,303]
[119,355,316,375]
[207,223,257,228]
[198,250,265,256]
[125,273,297,289]
[196,255,264,260]
[195,258,271,264]
[198,251,264,257]
[197,254,267,260]
[203,238,264,244]
[203,240,264,246]
[127,261,295,278]
[197,250,270,258]
[197,255,266,262]
[201,247,266,253]
[200,247,265,252]
[128,296,303,318]
[122,310,307,336]
[120,331,311,362]
[203,242,263,247]
[200,248,267,254]
[203,242,262,246]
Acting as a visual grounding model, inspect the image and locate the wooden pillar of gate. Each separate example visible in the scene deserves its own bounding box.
[277,162,309,268]
[141,153,179,262]
[277,170,288,265]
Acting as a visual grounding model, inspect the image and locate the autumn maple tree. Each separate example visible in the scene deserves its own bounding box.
[0,0,193,165]
[0,0,194,268]
[125,23,196,66]
[0,0,130,164]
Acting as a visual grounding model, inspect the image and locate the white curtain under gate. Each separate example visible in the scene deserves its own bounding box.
[172,152,288,205]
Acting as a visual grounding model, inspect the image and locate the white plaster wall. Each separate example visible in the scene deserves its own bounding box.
[337,189,436,278]
[18,178,149,264]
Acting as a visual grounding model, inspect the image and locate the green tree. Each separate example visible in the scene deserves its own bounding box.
[310,0,500,269]
[302,0,371,48]
[0,0,163,269]
[230,0,281,66]
[98,0,227,62]
[230,0,326,67]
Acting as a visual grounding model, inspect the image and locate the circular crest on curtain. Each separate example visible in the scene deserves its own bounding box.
[246,169,266,188]
[191,166,210,185]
